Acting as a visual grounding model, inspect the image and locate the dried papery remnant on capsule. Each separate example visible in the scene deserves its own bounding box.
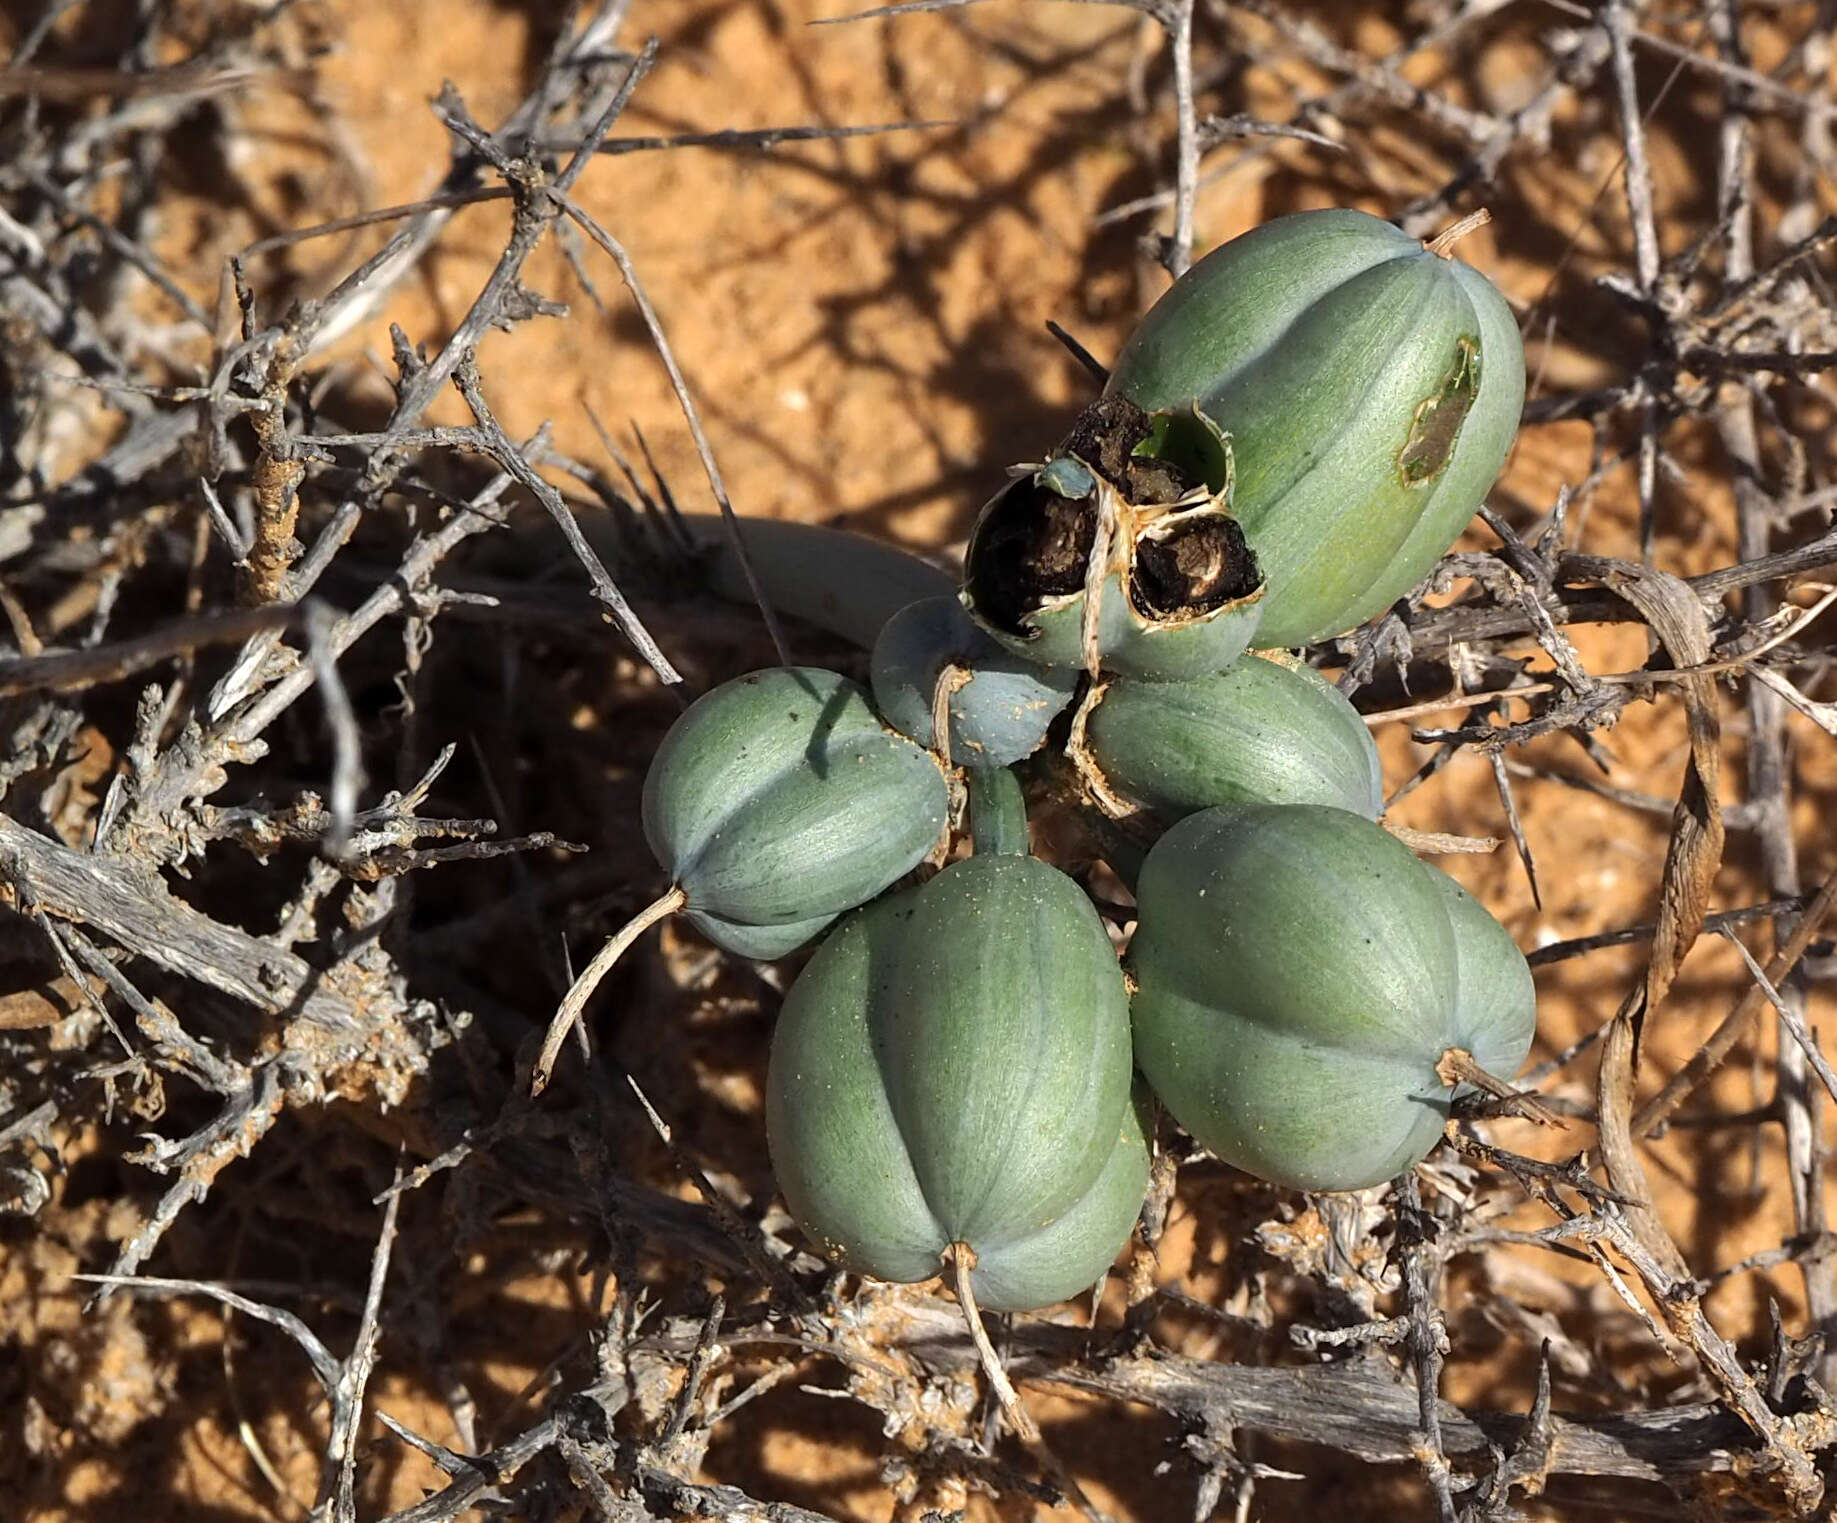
[870,595,1078,769]
[766,852,1146,1311]
[1399,336,1480,486]
[1102,207,1525,649]
[961,396,1266,683]
[1067,653,1384,836]
[1127,803,1536,1192]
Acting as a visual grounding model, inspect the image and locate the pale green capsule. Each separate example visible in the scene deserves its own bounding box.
[1069,654,1382,827]
[766,853,1141,1310]
[870,595,1077,769]
[961,423,1266,682]
[1105,208,1524,648]
[969,1089,1150,1312]
[1128,805,1535,1192]
[1428,863,1539,1060]
[643,667,948,955]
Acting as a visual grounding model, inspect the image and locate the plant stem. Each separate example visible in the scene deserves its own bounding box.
[968,766,1029,857]
[944,1243,1109,1521]
[1425,207,1490,259]
[946,1242,1037,1443]
[533,884,687,1095]
[1436,1047,1563,1127]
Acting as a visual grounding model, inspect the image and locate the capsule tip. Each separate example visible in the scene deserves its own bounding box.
[1425,207,1492,259]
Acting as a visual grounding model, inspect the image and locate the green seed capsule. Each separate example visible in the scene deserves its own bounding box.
[1428,863,1539,1058]
[967,1087,1150,1311]
[766,853,1141,1311]
[961,407,1267,681]
[1104,208,1524,648]
[644,667,949,955]
[1068,653,1382,829]
[1128,804,1535,1192]
[871,595,1077,769]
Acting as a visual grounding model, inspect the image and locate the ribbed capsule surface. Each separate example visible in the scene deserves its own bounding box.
[1128,804,1535,1191]
[766,853,1141,1310]
[870,595,1077,768]
[1428,865,1538,1056]
[1105,208,1525,648]
[1070,654,1382,826]
[968,1088,1150,1311]
[642,667,948,957]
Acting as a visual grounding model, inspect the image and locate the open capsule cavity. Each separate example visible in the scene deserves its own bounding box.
[962,398,1265,682]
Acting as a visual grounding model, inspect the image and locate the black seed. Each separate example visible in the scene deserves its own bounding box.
[1130,516,1262,620]
[964,478,1097,634]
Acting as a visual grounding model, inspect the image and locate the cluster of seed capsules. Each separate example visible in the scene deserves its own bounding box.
[584,210,1541,1313]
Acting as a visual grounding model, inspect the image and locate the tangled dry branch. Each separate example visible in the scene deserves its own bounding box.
[1,1,1834,1520]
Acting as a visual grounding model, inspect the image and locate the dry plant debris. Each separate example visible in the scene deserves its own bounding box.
[0,0,1834,1520]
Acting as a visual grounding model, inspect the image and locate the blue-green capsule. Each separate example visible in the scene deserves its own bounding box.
[643,667,949,956]
[1069,653,1382,828]
[1105,208,1524,648]
[1128,804,1536,1192]
[961,429,1266,682]
[870,595,1077,769]
[767,853,1143,1310]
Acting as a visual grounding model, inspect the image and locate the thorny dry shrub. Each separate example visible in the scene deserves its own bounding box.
[1,0,1835,1519]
